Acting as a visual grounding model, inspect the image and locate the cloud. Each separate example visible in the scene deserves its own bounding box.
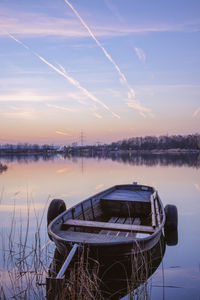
[0,90,54,102]
[64,1,155,119]
[56,130,71,136]
[134,47,146,62]
[93,112,103,119]
[8,34,119,119]
[0,10,87,38]
[64,0,136,100]
[1,8,199,39]
[1,109,36,120]
[126,100,154,118]
[193,107,200,117]
[104,0,124,23]
[47,103,78,112]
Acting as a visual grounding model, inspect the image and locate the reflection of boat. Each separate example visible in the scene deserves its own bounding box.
[47,234,166,299]
[47,183,178,259]
[99,234,166,298]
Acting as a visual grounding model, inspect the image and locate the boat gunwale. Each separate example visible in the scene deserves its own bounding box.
[48,184,166,247]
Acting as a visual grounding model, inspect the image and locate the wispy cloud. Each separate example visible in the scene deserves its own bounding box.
[193,107,200,117]
[126,100,154,118]
[93,112,103,119]
[0,10,86,38]
[134,47,146,62]
[47,103,78,112]
[8,33,120,119]
[1,8,199,38]
[104,0,124,23]
[89,105,103,119]
[55,130,71,136]
[0,90,54,102]
[1,108,36,120]
[64,1,155,118]
[64,0,135,99]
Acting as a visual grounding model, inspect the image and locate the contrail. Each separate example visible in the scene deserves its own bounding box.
[8,33,120,119]
[64,0,154,118]
[64,0,135,99]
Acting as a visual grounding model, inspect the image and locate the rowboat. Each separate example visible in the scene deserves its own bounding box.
[48,232,166,299]
[47,182,178,259]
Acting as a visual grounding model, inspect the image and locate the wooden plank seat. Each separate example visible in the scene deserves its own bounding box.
[62,219,154,234]
[58,230,143,244]
[100,217,141,238]
[100,217,118,235]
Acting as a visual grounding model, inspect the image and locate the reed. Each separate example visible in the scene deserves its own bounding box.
[0,201,164,299]
[0,200,52,299]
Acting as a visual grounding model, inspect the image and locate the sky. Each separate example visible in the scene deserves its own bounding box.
[0,0,200,145]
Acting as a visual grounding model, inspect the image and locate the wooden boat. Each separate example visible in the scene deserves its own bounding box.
[47,182,178,259]
[47,233,166,299]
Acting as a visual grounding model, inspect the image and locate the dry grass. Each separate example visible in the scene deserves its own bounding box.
[0,200,52,300]
[0,200,165,300]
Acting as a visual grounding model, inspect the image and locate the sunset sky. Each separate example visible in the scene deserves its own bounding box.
[1,0,200,145]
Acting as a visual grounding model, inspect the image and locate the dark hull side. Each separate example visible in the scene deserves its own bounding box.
[53,227,162,262]
[49,234,166,299]
[48,184,165,260]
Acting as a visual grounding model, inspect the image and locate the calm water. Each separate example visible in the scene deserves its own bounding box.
[0,153,200,299]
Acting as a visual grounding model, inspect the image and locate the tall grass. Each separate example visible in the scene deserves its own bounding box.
[0,200,165,299]
[0,200,52,300]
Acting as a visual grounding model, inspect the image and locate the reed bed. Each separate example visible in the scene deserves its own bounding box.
[0,200,53,299]
[0,200,164,299]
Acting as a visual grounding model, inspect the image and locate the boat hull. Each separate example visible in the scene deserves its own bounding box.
[48,184,166,259]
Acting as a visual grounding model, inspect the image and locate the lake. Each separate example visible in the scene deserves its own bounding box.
[0,153,200,299]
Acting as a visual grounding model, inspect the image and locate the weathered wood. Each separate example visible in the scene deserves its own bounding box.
[150,195,156,228]
[90,198,95,220]
[81,203,85,220]
[63,219,154,234]
[46,277,67,300]
[58,229,141,243]
[100,217,118,234]
[56,244,79,279]
[113,217,126,237]
[155,197,161,226]
[116,217,134,237]
[125,218,141,238]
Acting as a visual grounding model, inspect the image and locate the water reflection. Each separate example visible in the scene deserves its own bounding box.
[0,162,8,174]
[0,152,199,168]
[0,154,57,164]
[65,152,200,169]
[48,234,167,299]
[0,154,199,299]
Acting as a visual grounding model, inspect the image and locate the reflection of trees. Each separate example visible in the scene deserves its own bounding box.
[0,154,56,164]
[108,153,200,168]
[0,152,199,168]
[68,153,200,168]
[0,162,8,174]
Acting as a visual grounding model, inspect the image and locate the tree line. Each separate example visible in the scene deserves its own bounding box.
[108,134,200,151]
[0,143,57,154]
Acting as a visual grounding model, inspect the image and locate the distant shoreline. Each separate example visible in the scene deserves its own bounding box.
[0,148,199,156]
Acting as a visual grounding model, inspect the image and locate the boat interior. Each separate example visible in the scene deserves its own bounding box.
[52,185,163,244]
